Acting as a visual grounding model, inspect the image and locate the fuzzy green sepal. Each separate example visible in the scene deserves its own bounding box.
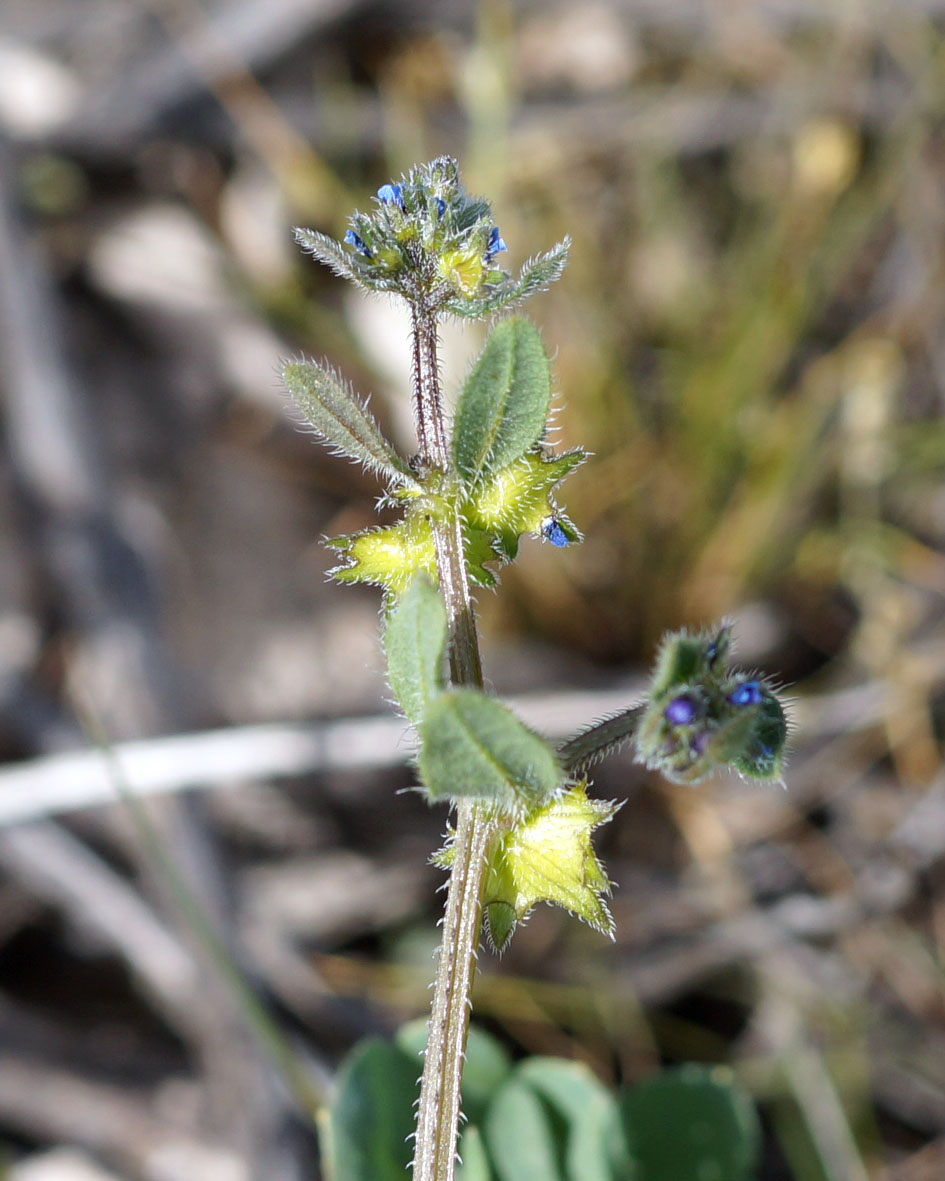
[328,511,437,594]
[462,781,620,951]
[463,449,584,561]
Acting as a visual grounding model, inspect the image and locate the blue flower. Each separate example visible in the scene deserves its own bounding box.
[664,694,699,725]
[435,198,446,218]
[728,680,763,707]
[377,183,404,208]
[541,517,569,547]
[344,229,372,258]
[485,225,508,262]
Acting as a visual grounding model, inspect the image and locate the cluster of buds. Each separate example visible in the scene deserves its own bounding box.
[635,626,789,783]
[295,157,569,318]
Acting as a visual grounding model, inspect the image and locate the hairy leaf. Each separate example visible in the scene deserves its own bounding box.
[418,689,561,810]
[384,574,446,726]
[283,360,412,483]
[453,318,551,487]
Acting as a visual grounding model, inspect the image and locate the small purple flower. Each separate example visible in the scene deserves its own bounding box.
[344,229,372,258]
[485,225,507,262]
[665,694,699,725]
[434,198,446,218]
[377,183,404,208]
[690,730,710,756]
[541,517,570,547]
[728,680,763,707]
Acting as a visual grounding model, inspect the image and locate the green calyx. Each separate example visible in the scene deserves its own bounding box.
[328,509,438,595]
[328,447,582,592]
[451,780,619,951]
[464,449,584,561]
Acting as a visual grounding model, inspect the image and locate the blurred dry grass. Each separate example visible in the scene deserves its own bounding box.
[0,1,944,1178]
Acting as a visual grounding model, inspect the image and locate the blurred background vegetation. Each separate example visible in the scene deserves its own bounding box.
[0,1,944,1178]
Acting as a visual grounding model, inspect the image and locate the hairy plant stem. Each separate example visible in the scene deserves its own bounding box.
[410,301,491,1181]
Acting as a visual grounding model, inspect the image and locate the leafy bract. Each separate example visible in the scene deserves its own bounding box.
[444,239,571,319]
[481,782,619,950]
[328,513,437,594]
[463,449,584,561]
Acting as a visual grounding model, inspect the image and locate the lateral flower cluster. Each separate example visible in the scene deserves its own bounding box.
[635,626,789,783]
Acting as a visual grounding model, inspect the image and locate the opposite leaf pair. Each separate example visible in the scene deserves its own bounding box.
[284,316,582,595]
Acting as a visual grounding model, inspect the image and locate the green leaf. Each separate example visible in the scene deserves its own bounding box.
[619,1065,761,1181]
[417,688,562,811]
[384,574,447,725]
[456,1127,494,1181]
[515,1059,634,1181]
[326,1038,418,1181]
[294,226,362,285]
[484,1078,565,1181]
[393,1017,428,1060]
[461,1026,514,1127]
[283,359,413,483]
[394,1020,512,1130]
[453,318,552,487]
